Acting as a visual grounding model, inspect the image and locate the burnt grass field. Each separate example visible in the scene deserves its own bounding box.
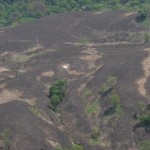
[0,10,150,150]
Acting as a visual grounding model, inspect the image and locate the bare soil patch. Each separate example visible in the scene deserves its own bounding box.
[0,89,22,105]
[137,48,150,98]
[0,67,9,73]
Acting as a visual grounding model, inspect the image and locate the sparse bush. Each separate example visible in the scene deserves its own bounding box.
[108,93,122,116]
[108,93,120,107]
[0,128,11,150]
[142,4,150,19]
[85,100,99,115]
[139,114,150,126]
[10,63,21,76]
[82,88,92,100]
[138,139,150,150]
[138,101,146,111]
[55,146,67,150]
[115,104,122,116]
[144,33,149,43]
[48,80,67,110]
[72,144,84,150]
[136,10,147,22]
[106,76,117,87]
[78,37,91,46]
[99,83,109,94]
[90,129,100,141]
[100,76,117,96]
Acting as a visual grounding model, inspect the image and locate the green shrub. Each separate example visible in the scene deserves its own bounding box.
[85,100,99,115]
[55,146,67,150]
[90,129,100,141]
[138,139,150,150]
[0,128,11,150]
[108,93,120,107]
[82,88,92,100]
[108,93,123,116]
[50,94,62,107]
[106,76,117,87]
[99,76,117,95]
[72,144,84,150]
[48,80,67,110]
[139,114,150,126]
[99,83,109,94]
[138,101,146,111]
[115,104,122,115]
[142,4,150,19]
[78,37,91,46]
[136,10,147,22]
[144,33,149,43]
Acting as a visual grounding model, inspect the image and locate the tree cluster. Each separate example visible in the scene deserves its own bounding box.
[0,0,150,27]
[48,80,67,110]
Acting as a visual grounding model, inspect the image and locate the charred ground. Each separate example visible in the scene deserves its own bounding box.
[0,10,150,150]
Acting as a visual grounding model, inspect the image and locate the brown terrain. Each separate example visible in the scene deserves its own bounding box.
[0,10,149,150]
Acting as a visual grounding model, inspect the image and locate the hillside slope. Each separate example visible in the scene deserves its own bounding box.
[0,11,149,150]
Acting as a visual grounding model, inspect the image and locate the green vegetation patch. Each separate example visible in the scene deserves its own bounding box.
[108,93,123,116]
[29,106,50,123]
[106,76,117,87]
[55,146,67,150]
[48,80,67,110]
[141,19,150,28]
[0,128,11,150]
[100,76,117,96]
[55,143,84,150]
[89,128,101,146]
[108,93,120,107]
[82,88,92,100]
[139,114,150,126]
[138,139,150,150]
[1,0,150,27]
[71,143,84,150]
[86,100,99,115]
[138,101,146,111]
[99,83,110,94]
[90,128,101,141]
[78,37,91,46]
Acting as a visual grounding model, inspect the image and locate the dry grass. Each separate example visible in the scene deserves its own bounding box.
[0,67,9,73]
[64,41,130,47]
[25,44,43,53]
[124,12,136,17]
[0,140,4,148]
[46,139,58,148]
[36,71,54,88]
[0,51,13,57]
[12,51,44,63]
[41,70,55,77]
[29,106,53,125]
[94,12,102,15]
[12,44,55,63]
[0,88,36,105]
[80,48,102,69]
[137,48,150,98]
[0,89,23,105]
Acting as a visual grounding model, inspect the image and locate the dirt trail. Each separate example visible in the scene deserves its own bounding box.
[64,41,131,46]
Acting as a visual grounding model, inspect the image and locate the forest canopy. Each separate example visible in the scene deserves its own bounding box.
[0,0,150,27]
